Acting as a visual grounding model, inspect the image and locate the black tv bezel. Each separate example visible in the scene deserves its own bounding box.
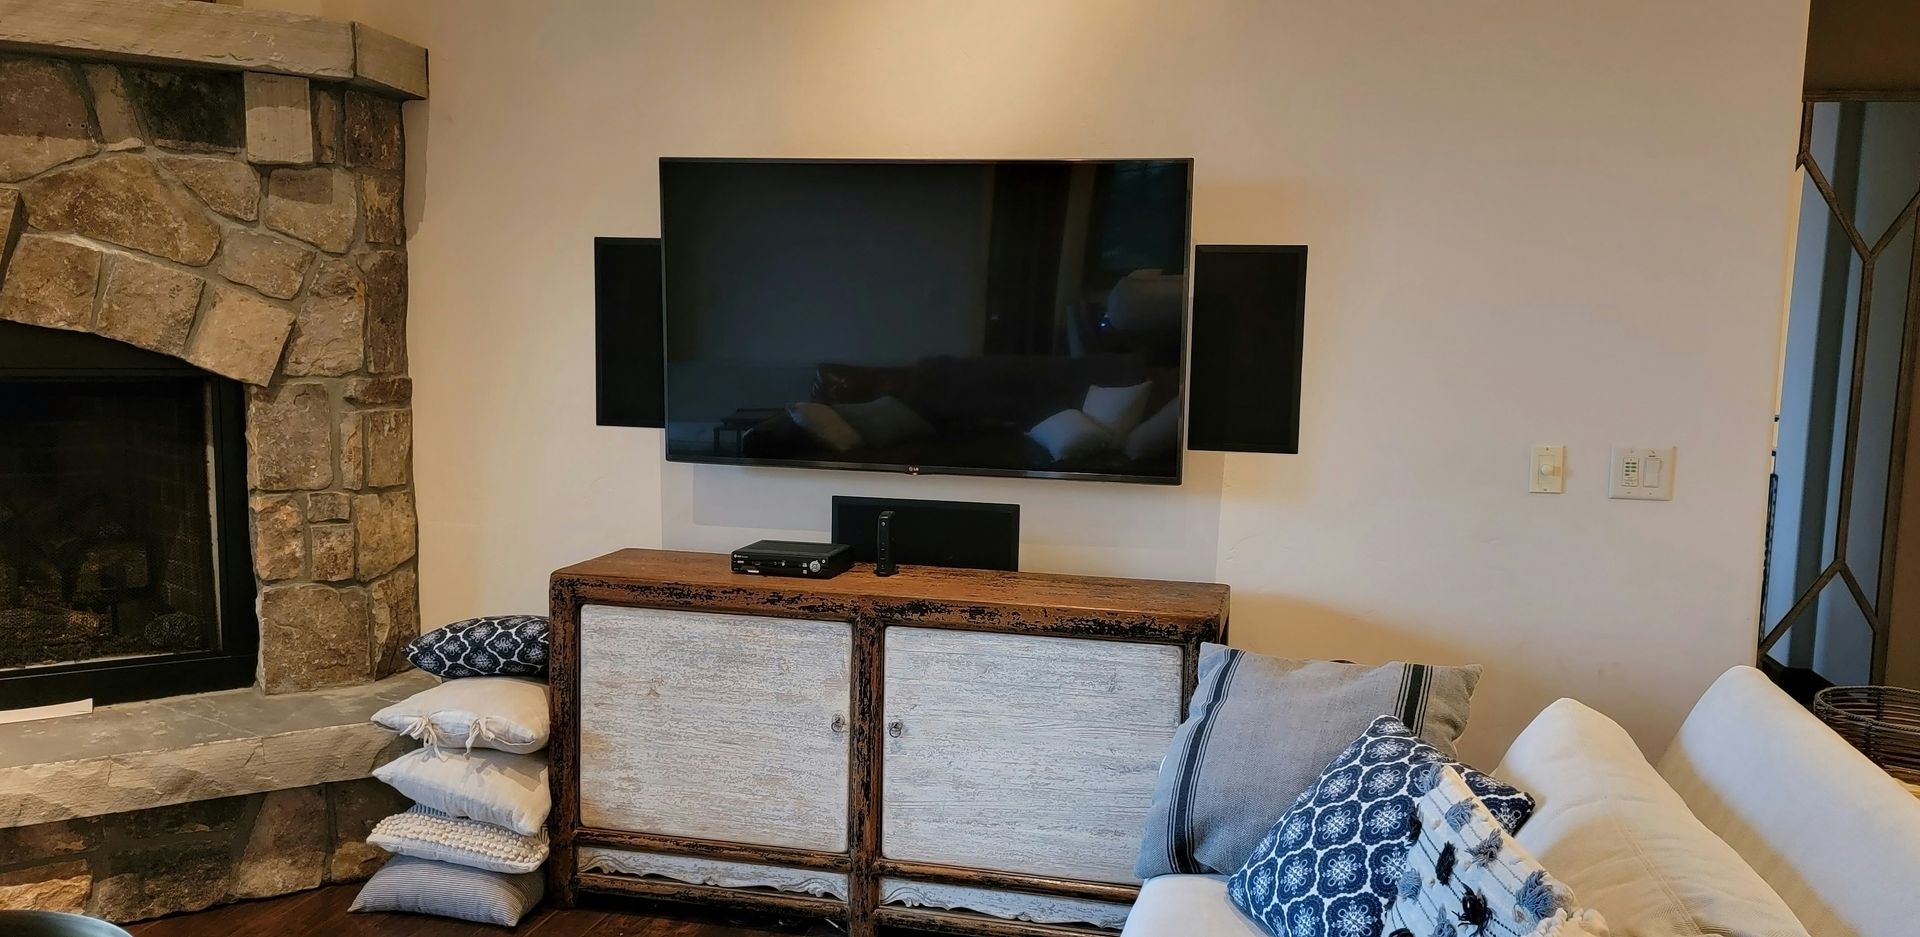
[657,156,1195,486]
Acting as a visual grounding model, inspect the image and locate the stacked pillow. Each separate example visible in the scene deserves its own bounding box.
[352,616,554,927]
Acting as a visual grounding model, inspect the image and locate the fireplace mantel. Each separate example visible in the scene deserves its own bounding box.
[0,0,426,100]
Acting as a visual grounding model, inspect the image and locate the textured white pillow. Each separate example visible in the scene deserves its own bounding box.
[1497,698,1811,937]
[373,748,551,836]
[1029,409,1112,462]
[789,402,864,451]
[372,676,549,754]
[1082,381,1153,437]
[1124,398,1181,461]
[832,395,933,449]
[368,805,550,874]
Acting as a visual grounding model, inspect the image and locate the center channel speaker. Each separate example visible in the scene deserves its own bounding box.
[831,496,1019,572]
[1186,245,1307,454]
[594,236,665,428]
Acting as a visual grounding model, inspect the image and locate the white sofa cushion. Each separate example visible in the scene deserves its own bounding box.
[1657,666,1920,937]
[1119,875,1265,937]
[1496,697,1810,937]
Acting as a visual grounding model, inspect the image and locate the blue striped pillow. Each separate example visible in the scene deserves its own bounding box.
[350,856,545,926]
[1135,646,1483,878]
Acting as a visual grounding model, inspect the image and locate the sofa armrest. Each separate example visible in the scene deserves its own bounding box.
[1656,665,1920,937]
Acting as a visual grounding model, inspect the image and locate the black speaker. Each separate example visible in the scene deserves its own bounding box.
[1187,245,1306,453]
[831,496,1019,572]
[594,236,664,428]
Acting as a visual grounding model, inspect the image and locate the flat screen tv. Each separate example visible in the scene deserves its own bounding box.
[660,158,1193,484]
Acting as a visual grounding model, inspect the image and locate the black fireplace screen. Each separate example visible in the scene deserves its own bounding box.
[0,323,256,708]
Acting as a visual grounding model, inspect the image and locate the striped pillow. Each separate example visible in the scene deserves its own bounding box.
[1134,646,1482,878]
[350,856,545,926]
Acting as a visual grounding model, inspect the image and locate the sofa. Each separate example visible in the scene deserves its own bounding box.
[738,355,1181,476]
[1120,665,1920,937]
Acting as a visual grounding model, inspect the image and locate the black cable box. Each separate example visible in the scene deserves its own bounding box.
[731,540,854,578]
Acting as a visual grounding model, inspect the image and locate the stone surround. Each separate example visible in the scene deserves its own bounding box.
[0,10,430,921]
[0,51,419,692]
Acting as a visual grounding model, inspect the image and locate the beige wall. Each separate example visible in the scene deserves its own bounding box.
[301,0,1808,763]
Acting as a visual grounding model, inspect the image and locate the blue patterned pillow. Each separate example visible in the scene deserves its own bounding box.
[404,615,549,678]
[1227,716,1536,937]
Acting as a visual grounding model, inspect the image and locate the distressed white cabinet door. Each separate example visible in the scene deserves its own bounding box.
[881,626,1183,884]
[579,605,851,852]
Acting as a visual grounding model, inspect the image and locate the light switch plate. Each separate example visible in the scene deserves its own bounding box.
[1609,446,1675,501]
[1529,445,1565,494]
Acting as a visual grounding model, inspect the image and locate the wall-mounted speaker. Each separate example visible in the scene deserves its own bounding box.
[1186,245,1306,454]
[594,236,664,428]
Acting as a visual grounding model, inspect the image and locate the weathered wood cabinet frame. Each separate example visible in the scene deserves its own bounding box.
[549,549,1229,937]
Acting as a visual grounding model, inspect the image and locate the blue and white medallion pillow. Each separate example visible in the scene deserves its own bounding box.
[1227,716,1537,937]
[1385,765,1609,937]
[404,615,550,678]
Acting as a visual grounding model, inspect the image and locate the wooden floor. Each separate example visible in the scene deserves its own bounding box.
[124,884,835,937]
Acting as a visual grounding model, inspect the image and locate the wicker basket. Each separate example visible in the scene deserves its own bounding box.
[1814,685,1920,786]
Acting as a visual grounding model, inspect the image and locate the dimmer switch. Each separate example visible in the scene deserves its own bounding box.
[1529,445,1566,494]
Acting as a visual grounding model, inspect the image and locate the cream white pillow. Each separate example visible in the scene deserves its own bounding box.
[789,401,864,451]
[368,805,550,874]
[1082,381,1153,437]
[832,395,933,448]
[373,748,551,837]
[1124,398,1181,461]
[1029,409,1112,462]
[1496,698,1811,937]
[372,676,549,754]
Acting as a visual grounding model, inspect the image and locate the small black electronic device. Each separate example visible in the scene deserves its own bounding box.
[874,511,898,577]
[731,540,854,578]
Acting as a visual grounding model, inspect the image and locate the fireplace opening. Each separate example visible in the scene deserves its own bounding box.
[0,321,257,709]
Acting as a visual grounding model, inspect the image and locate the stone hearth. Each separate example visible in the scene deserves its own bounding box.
[0,671,430,920]
[0,50,419,693]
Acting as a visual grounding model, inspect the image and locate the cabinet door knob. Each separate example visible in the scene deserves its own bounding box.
[830,714,847,734]
[887,720,904,738]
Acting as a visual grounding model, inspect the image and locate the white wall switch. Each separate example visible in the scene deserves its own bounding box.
[1529,445,1566,494]
[1609,446,1675,501]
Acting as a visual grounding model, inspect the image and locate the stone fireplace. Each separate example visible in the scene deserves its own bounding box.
[0,46,420,700]
[0,3,432,919]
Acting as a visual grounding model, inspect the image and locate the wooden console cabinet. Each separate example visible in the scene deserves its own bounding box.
[548,549,1228,936]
